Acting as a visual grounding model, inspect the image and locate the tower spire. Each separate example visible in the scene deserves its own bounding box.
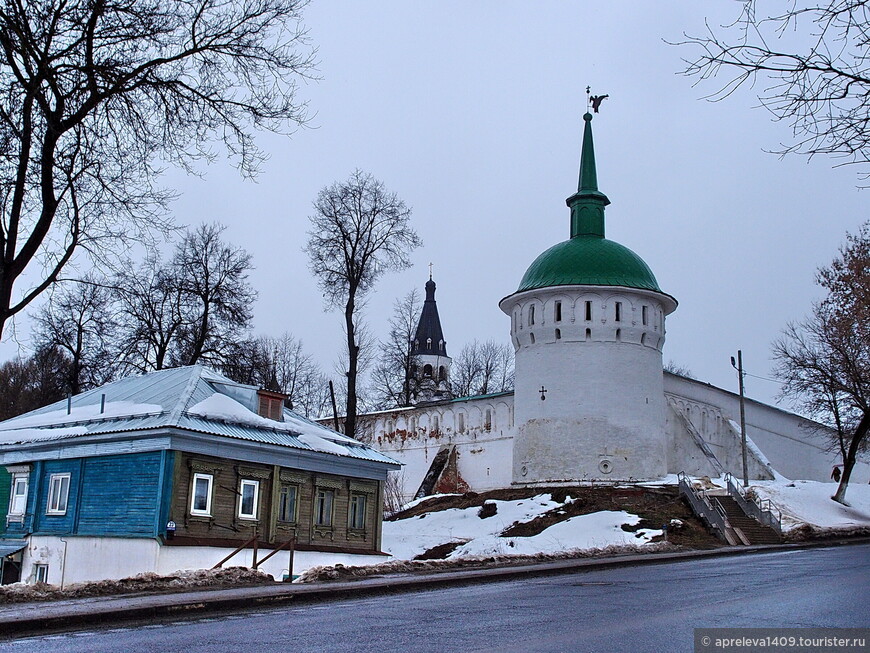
[566,109,610,238]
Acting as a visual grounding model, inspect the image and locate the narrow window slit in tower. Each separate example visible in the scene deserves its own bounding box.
[585,301,592,321]
[615,302,622,322]
[555,301,562,322]
[555,328,561,340]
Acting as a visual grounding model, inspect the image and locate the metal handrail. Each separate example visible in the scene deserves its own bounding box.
[723,473,782,534]
[678,472,733,542]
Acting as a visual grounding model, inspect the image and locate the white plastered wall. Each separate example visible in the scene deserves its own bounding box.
[664,372,870,483]
[363,397,515,502]
[20,536,389,585]
[504,286,671,484]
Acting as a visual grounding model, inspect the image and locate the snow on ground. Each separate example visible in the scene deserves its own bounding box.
[453,511,661,558]
[382,494,661,561]
[749,479,870,531]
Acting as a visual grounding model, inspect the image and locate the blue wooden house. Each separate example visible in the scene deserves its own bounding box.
[0,366,399,585]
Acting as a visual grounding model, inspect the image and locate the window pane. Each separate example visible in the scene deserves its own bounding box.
[10,478,27,514]
[57,476,69,513]
[350,494,367,530]
[316,489,333,526]
[279,485,297,522]
[193,477,210,512]
[240,481,258,517]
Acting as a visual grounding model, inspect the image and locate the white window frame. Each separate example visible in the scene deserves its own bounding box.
[46,473,70,516]
[349,493,367,530]
[33,563,49,584]
[190,473,214,517]
[8,473,29,521]
[238,479,260,520]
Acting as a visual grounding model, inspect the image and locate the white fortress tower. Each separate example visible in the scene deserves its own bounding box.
[499,112,678,484]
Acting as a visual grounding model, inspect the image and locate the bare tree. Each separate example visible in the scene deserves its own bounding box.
[773,222,869,503]
[370,289,421,409]
[222,332,327,417]
[0,0,315,338]
[675,1,870,181]
[114,255,185,373]
[305,170,421,437]
[170,223,256,367]
[452,339,514,398]
[31,276,119,394]
[665,360,696,379]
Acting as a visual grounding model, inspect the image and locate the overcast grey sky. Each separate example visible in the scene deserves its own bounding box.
[14,2,870,411]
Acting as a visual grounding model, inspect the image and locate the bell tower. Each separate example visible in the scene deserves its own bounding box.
[409,273,452,404]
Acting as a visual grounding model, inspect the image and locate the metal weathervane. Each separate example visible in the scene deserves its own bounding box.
[586,86,609,114]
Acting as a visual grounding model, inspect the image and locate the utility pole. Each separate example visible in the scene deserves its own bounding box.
[731,350,749,488]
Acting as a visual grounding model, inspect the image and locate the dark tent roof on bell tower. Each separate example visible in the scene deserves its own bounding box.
[413,276,447,357]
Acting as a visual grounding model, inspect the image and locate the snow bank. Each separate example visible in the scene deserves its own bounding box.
[295,542,676,583]
[382,494,661,561]
[383,494,563,560]
[749,479,870,531]
[0,567,273,604]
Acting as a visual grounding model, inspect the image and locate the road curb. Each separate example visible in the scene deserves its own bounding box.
[2,536,868,638]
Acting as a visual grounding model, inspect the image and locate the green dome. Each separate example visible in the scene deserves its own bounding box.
[517,235,662,293]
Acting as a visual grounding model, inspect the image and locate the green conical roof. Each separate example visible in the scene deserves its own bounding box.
[515,112,668,296]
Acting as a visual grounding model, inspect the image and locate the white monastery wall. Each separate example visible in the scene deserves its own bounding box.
[362,366,870,500]
[364,396,515,501]
[664,373,870,483]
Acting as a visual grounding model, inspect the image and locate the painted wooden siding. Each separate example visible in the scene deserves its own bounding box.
[33,459,81,534]
[28,452,169,538]
[76,452,164,536]
[0,467,9,536]
[172,453,382,551]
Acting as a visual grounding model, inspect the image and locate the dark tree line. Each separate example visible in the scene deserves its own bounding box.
[0,223,326,420]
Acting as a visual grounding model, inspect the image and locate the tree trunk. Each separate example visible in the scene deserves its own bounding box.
[832,411,870,505]
[344,292,358,438]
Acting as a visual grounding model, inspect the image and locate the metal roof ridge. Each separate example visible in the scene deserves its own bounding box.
[168,367,209,424]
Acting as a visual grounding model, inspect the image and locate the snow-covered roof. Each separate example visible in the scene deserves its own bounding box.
[0,366,398,468]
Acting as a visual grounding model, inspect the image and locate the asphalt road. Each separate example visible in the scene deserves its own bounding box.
[2,544,867,653]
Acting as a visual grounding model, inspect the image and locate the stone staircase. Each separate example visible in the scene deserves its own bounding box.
[714,495,781,545]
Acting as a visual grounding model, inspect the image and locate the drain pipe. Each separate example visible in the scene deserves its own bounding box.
[59,537,69,590]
